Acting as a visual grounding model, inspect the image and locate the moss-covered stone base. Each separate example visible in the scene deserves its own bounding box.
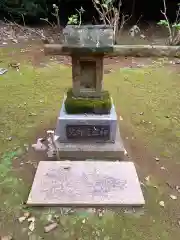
[64,88,112,114]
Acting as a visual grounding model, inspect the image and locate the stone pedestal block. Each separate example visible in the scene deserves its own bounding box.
[55,97,117,143]
[54,126,125,161]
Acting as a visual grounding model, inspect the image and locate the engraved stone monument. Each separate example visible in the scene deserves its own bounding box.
[27,25,145,207]
[53,25,124,160]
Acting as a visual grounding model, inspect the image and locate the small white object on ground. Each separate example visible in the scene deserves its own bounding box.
[140,34,146,39]
[47,130,54,135]
[124,149,128,156]
[44,222,58,233]
[47,130,58,158]
[12,39,18,43]
[47,149,56,158]
[54,135,59,141]
[145,176,150,182]
[24,212,30,218]
[159,201,165,207]
[170,195,177,200]
[6,137,12,141]
[29,221,35,232]
[18,216,26,223]
[82,219,86,224]
[28,217,35,232]
[28,216,35,223]
[0,68,8,75]
[176,186,180,192]
[32,138,47,151]
[18,212,30,223]
[98,211,103,218]
[160,166,166,170]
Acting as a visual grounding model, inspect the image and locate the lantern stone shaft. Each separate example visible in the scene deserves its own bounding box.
[63,25,114,97]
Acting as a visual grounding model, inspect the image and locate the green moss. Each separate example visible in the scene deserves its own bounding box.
[64,88,112,114]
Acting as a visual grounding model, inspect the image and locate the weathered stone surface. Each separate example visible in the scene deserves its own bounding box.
[61,46,114,54]
[78,60,96,89]
[66,124,110,140]
[44,44,180,58]
[63,25,114,47]
[54,126,124,161]
[27,161,145,207]
[72,55,103,97]
[55,97,117,143]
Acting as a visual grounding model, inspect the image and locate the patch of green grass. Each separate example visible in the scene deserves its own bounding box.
[105,66,180,162]
[0,61,71,155]
[0,151,20,206]
[0,48,180,239]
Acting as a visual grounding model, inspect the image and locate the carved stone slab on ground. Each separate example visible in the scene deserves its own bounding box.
[27,161,145,207]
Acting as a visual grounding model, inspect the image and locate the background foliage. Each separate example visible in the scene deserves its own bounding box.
[0,0,179,25]
[0,0,61,22]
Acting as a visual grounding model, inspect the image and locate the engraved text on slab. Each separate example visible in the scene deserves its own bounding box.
[66,125,110,140]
